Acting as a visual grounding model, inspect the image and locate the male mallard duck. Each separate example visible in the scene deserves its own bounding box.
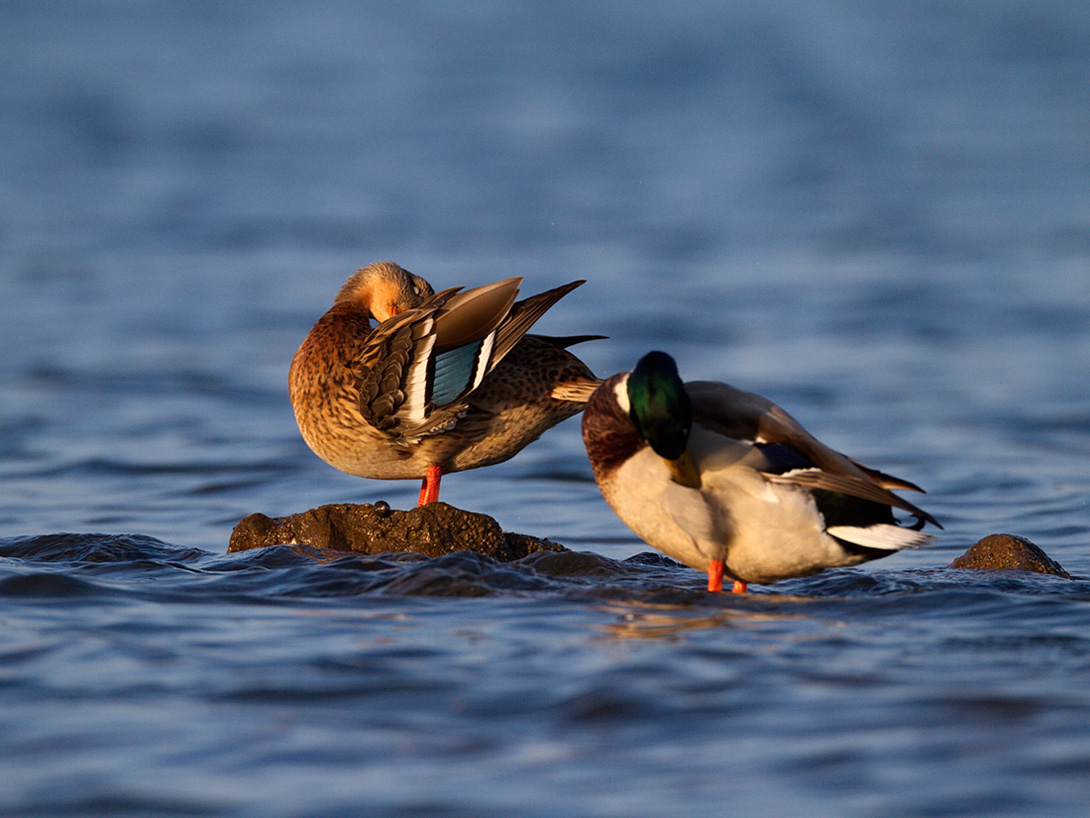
[290,261,601,505]
[582,351,940,593]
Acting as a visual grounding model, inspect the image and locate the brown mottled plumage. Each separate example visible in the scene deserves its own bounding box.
[289,261,601,505]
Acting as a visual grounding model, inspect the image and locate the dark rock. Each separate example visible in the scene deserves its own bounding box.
[949,533,1071,578]
[228,502,566,561]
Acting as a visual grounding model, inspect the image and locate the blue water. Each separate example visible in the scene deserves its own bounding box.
[3,2,1090,815]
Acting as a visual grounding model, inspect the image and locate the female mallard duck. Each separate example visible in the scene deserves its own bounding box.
[582,351,940,593]
[290,261,601,506]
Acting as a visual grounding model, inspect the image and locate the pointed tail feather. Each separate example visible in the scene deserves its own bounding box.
[533,333,608,348]
[551,377,604,403]
[491,280,586,364]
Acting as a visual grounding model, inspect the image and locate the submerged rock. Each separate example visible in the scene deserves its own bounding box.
[231,509,1075,587]
[229,502,566,561]
[949,533,1071,578]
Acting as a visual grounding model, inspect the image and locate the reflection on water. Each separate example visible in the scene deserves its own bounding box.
[595,599,810,640]
[4,532,1090,815]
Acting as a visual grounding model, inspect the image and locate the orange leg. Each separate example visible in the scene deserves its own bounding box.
[707,560,747,593]
[707,559,724,592]
[417,464,443,506]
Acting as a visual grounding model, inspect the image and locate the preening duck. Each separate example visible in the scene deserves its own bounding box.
[290,261,601,505]
[582,350,940,593]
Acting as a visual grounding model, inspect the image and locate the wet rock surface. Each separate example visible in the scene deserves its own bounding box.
[232,507,1074,586]
[228,502,566,561]
[949,533,1071,578]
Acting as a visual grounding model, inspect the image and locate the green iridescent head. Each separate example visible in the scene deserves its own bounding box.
[626,351,692,459]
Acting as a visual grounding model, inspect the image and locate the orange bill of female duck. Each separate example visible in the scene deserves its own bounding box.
[289,261,602,506]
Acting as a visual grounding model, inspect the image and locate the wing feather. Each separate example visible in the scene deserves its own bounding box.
[687,380,940,529]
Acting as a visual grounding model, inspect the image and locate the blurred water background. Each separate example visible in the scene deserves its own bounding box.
[2,2,1090,816]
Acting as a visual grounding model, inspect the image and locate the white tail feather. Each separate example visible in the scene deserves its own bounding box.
[826,524,932,551]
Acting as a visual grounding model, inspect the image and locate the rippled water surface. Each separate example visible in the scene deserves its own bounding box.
[3,2,1090,816]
